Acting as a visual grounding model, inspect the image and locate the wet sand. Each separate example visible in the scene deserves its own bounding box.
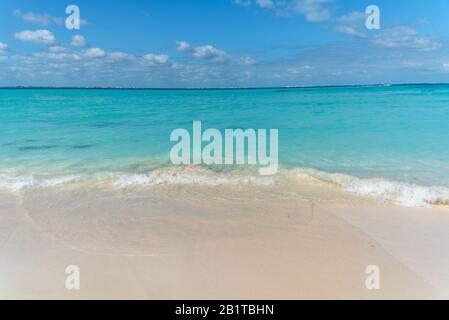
[0,183,447,299]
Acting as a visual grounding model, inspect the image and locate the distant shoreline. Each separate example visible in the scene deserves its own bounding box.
[0,83,448,91]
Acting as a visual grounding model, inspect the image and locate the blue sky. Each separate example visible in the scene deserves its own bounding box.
[1,0,449,87]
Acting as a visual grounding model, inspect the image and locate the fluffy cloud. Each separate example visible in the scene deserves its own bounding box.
[33,51,80,61]
[143,54,170,65]
[176,41,192,52]
[71,35,87,47]
[14,29,56,45]
[32,47,118,62]
[333,25,366,38]
[233,0,251,6]
[293,0,333,22]
[0,42,8,53]
[107,52,133,62]
[333,11,366,37]
[13,10,63,26]
[256,0,275,9]
[5,40,449,88]
[338,11,365,23]
[13,9,89,26]
[193,45,227,61]
[176,41,228,62]
[373,26,441,52]
[48,45,68,53]
[333,12,441,53]
[82,48,106,58]
[234,0,334,22]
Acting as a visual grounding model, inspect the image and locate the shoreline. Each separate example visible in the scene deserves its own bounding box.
[2,165,449,208]
[1,181,448,299]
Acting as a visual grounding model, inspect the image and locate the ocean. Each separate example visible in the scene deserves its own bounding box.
[1,84,449,206]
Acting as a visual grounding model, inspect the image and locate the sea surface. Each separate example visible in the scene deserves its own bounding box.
[1,84,449,206]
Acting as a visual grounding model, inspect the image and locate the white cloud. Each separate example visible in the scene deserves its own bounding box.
[333,25,366,38]
[0,42,8,53]
[176,40,191,52]
[193,45,227,61]
[373,26,441,52]
[14,29,56,45]
[235,0,334,22]
[71,35,87,47]
[48,45,68,53]
[338,11,365,23]
[176,41,228,62]
[256,0,275,9]
[13,9,89,27]
[333,11,366,37]
[143,54,170,65]
[82,48,106,59]
[33,51,81,61]
[13,10,64,26]
[233,0,251,6]
[292,0,333,22]
[107,52,133,62]
[333,12,441,53]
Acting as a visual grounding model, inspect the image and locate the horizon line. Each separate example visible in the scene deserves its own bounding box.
[1,82,449,90]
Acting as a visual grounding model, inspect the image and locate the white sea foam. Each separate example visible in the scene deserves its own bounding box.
[112,166,276,187]
[292,168,449,207]
[2,166,449,207]
[0,174,79,192]
[0,167,275,192]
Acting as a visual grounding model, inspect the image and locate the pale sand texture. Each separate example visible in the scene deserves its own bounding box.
[331,204,449,298]
[0,183,447,300]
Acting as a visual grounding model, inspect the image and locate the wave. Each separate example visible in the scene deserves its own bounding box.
[110,166,276,187]
[2,166,449,207]
[292,168,449,207]
[0,167,275,192]
[0,174,79,192]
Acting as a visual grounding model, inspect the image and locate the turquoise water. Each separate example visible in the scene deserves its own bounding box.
[1,85,449,205]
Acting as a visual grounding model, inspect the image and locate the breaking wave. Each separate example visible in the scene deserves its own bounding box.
[2,166,449,207]
[292,168,449,207]
[110,166,276,187]
[0,174,79,192]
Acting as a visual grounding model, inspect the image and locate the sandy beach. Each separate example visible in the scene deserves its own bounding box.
[3,0,449,304]
[1,174,448,300]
